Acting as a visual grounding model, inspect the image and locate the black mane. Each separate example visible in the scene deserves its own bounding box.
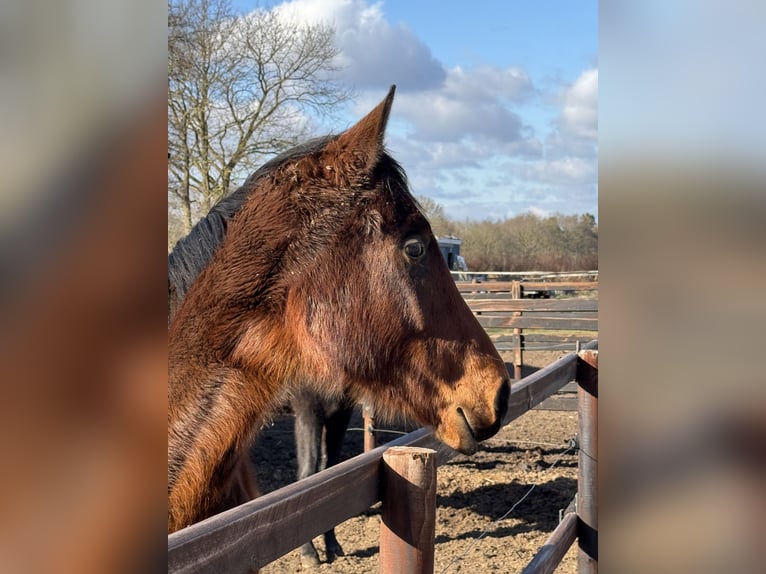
[168,136,335,302]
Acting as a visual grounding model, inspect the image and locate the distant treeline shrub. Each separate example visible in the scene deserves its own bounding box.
[418,197,597,272]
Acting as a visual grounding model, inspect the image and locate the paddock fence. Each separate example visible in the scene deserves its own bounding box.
[168,343,598,574]
[462,275,597,415]
[458,275,598,369]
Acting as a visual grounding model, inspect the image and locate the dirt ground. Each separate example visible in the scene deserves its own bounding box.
[256,351,580,574]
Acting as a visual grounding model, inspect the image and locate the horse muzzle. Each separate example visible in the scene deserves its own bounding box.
[436,377,510,454]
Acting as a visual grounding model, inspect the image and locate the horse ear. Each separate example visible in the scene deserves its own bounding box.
[324,85,396,175]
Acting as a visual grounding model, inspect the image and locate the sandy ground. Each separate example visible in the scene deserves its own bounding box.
[251,351,581,573]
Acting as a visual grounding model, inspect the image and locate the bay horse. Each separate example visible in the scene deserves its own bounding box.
[168,86,510,534]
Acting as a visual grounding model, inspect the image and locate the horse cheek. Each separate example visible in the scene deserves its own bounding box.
[284,292,335,383]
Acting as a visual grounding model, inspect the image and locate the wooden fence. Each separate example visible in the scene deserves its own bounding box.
[450,270,598,285]
[458,279,598,376]
[167,344,598,574]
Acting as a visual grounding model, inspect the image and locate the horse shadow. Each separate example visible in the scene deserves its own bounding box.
[434,475,577,543]
[454,443,579,472]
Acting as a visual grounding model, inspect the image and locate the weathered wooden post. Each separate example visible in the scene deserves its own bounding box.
[380,447,437,574]
[363,402,376,452]
[576,350,598,573]
[511,280,523,379]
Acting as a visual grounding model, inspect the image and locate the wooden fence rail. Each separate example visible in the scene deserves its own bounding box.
[167,342,597,574]
[521,502,578,574]
[460,280,598,385]
[451,271,598,284]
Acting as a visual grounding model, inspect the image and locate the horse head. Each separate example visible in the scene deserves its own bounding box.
[168,86,509,530]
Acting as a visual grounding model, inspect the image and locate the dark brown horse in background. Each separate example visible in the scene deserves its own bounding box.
[168,86,510,535]
[290,390,353,564]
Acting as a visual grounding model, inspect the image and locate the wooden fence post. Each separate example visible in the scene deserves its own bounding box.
[576,350,598,573]
[511,280,523,379]
[363,402,376,452]
[380,447,437,574]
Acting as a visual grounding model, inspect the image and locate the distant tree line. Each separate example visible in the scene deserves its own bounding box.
[418,197,598,272]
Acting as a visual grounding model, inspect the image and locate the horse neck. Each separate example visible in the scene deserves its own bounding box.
[167,187,337,529]
[168,269,293,530]
[169,326,292,526]
[168,265,293,431]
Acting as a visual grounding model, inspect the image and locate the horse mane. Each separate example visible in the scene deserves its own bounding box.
[168,135,336,301]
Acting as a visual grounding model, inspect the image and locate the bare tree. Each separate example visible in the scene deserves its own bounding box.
[168,0,350,237]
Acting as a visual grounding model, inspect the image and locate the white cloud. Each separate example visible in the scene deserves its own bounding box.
[506,156,596,186]
[273,0,445,90]
[445,66,535,104]
[395,91,522,143]
[528,206,551,218]
[559,68,598,140]
[386,66,536,144]
[270,1,538,147]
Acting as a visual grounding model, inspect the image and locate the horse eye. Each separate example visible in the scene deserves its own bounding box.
[403,238,425,260]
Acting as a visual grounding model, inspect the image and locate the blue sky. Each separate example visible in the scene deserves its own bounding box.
[233,0,598,221]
